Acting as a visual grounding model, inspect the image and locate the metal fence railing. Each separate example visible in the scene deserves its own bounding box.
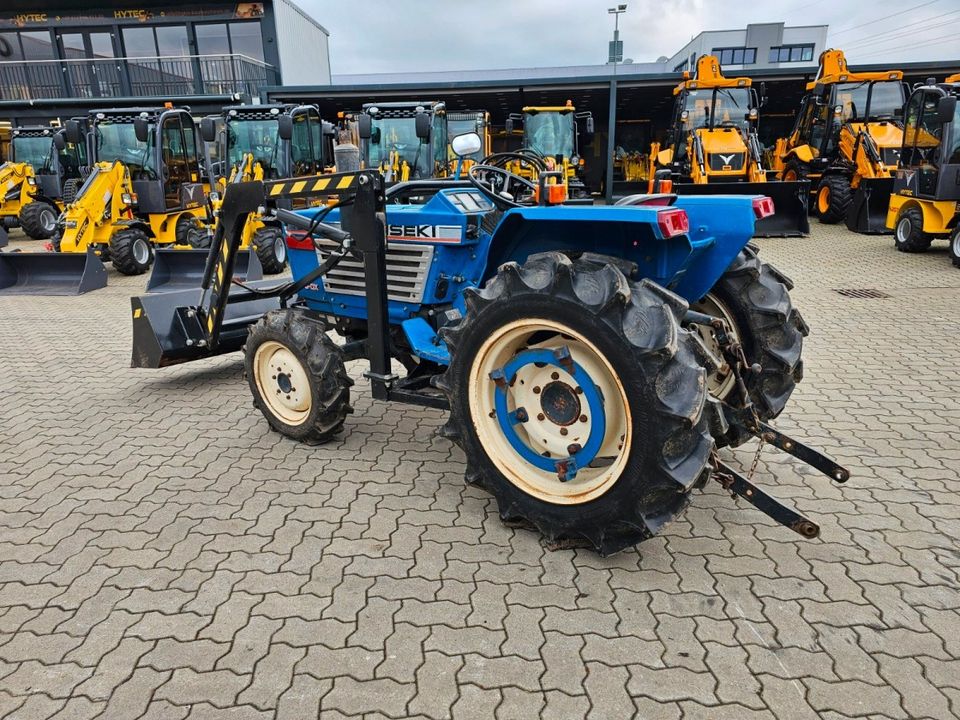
[0,54,275,101]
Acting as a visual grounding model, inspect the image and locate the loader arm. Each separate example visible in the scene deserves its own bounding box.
[58,162,136,253]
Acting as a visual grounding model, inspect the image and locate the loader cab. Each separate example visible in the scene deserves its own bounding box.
[358,101,448,181]
[508,102,593,165]
[670,85,758,162]
[11,126,86,200]
[896,84,960,201]
[89,107,205,214]
[220,104,326,180]
[447,111,491,164]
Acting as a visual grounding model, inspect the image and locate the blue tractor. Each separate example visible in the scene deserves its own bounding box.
[132,133,847,554]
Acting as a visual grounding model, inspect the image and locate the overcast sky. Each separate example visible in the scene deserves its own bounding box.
[300,0,960,77]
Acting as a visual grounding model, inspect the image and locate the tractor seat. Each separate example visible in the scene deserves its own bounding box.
[613,193,678,207]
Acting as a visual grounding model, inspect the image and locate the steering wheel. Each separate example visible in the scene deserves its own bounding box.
[467,164,538,209]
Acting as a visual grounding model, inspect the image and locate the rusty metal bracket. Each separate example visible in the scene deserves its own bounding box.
[714,459,820,539]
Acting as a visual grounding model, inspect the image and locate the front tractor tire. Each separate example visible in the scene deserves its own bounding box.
[437,252,716,555]
[816,175,852,224]
[19,201,58,240]
[244,309,353,444]
[893,206,932,253]
[109,228,154,275]
[252,226,287,275]
[690,248,808,448]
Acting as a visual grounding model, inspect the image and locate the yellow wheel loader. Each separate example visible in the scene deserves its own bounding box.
[1,125,87,240]
[886,74,960,263]
[770,49,906,233]
[52,107,209,276]
[199,103,331,275]
[356,101,450,184]
[649,55,809,236]
[504,101,594,200]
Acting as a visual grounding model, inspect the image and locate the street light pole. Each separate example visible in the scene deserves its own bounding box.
[605,4,626,203]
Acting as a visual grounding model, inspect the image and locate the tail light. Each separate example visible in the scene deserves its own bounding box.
[285,231,313,250]
[753,196,775,219]
[657,208,690,238]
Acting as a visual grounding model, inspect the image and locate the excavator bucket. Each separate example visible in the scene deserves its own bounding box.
[145,248,263,293]
[0,247,108,296]
[845,178,894,234]
[131,282,280,368]
[672,181,810,237]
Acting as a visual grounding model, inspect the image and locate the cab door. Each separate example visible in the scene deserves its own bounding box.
[159,113,190,208]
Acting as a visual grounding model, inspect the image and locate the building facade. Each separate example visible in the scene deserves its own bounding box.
[667,23,828,73]
[0,0,330,124]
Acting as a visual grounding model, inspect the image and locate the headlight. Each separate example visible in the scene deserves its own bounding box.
[26,177,36,186]
[209,191,220,203]
[121,192,137,206]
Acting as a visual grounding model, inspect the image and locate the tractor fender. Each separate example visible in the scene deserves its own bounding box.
[112,219,153,238]
[785,145,815,164]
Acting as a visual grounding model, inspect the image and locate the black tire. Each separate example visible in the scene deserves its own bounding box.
[690,248,808,448]
[781,158,808,182]
[244,309,353,443]
[61,178,81,205]
[436,252,716,555]
[18,201,58,240]
[175,214,209,249]
[252,226,287,274]
[109,227,153,275]
[949,226,960,269]
[816,175,852,224]
[893,206,932,253]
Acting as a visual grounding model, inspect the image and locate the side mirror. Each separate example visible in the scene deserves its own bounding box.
[747,108,759,121]
[357,113,372,140]
[277,115,293,141]
[936,95,957,124]
[133,117,150,143]
[451,132,482,158]
[584,116,595,136]
[505,117,514,134]
[415,112,431,140]
[200,116,217,143]
[53,132,66,151]
[64,119,82,145]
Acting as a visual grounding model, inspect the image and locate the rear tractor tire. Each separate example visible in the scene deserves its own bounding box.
[436,252,717,555]
[689,248,808,448]
[816,175,852,224]
[19,201,58,240]
[244,309,353,444]
[893,206,932,253]
[252,226,287,275]
[109,228,154,275]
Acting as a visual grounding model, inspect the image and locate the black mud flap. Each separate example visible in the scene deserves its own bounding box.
[130,280,280,368]
[145,248,263,293]
[845,178,894,234]
[0,247,108,296]
[672,181,810,237]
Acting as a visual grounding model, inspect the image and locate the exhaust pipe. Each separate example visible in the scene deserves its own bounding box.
[0,247,108,296]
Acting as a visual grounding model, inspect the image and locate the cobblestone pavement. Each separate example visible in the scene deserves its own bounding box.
[0,221,958,720]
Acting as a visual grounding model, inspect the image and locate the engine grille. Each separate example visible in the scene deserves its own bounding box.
[708,152,746,171]
[315,240,435,303]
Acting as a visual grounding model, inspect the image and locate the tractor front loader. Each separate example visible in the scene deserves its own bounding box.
[650,55,809,237]
[131,131,848,555]
[770,49,906,233]
[886,75,960,262]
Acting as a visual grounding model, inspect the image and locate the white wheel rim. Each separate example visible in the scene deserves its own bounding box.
[896,216,911,243]
[274,237,287,265]
[133,238,150,265]
[689,293,740,400]
[40,208,56,233]
[254,341,311,425]
[468,318,631,505]
[953,231,960,258]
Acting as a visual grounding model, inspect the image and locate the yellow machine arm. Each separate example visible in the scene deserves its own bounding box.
[58,161,135,252]
[0,162,37,216]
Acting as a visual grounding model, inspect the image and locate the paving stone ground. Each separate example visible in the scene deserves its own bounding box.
[0,221,958,719]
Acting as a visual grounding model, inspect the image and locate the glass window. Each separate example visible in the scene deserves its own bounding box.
[89,32,114,59]
[745,48,756,64]
[790,47,803,62]
[768,48,778,63]
[20,31,54,60]
[155,26,189,57]
[228,22,264,61]
[802,46,814,62]
[195,24,230,55]
[95,119,156,179]
[290,113,315,175]
[732,48,744,64]
[123,27,157,57]
[60,33,86,60]
[0,33,23,60]
[226,117,281,177]
[11,135,52,169]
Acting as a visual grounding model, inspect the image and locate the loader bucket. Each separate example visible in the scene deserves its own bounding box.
[131,281,280,368]
[845,178,894,234]
[0,247,108,296]
[145,248,263,293]
[672,181,810,237]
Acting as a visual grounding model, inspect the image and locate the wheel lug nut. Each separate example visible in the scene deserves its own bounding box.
[560,428,568,436]
[533,386,541,394]
[567,443,582,455]
[537,413,545,421]
[575,386,583,394]
[580,415,588,423]
[551,372,559,380]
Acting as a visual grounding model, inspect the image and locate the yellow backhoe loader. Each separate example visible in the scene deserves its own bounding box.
[886,74,960,262]
[770,48,906,233]
[649,55,809,236]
